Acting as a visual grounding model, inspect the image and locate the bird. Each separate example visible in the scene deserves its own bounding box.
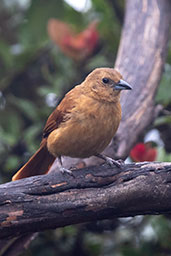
[12,68,132,181]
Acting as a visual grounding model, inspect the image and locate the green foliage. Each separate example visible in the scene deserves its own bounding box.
[157,147,171,162]
[154,115,171,126]
[0,40,14,71]
[156,64,171,105]
[20,0,65,48]
[91,0,122,51]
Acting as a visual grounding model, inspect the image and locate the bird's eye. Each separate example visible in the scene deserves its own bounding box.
[102,78,109,84]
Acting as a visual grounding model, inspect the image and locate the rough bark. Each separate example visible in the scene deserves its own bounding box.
[113,0,171,159]
[0,162,171,239]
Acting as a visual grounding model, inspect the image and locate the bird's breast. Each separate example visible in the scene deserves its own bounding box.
[47,97,121,158]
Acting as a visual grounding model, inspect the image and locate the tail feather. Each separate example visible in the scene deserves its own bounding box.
[12,145,55,181]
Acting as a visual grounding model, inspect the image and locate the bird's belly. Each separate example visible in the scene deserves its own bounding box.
[47,105,120,158]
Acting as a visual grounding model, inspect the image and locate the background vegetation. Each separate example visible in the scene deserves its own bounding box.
[0,0,171,255]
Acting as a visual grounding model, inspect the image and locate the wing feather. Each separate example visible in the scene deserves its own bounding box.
[42,88,79,138]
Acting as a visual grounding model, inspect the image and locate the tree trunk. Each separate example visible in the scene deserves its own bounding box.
[113,0,171,159]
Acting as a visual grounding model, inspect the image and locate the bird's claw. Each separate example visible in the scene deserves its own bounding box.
[59,167,74,176]
[105,156,125,168]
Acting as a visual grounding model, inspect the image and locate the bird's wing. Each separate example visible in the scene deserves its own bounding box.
[42,89,78,138]
[42,109,64,138]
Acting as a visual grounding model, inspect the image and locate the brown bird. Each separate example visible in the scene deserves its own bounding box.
[12,68,132,181]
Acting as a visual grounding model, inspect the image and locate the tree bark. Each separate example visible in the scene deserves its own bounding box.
[113,0,171,159]
[0,162,171,239]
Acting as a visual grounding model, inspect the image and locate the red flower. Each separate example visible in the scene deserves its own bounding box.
[47,19,99,61]
[130,142,157,162]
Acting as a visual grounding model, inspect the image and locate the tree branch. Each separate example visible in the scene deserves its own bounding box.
[1,162,171,239]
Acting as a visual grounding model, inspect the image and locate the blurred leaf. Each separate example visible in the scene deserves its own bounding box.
[86,54,111,70]
[157,147,171,162]
[19,0,65,48]
[24,123,42,151]
[0,40,14,70]
[154,115,171,126]
[38,86,55,97]
[0,110,22,145]
[10,96,39,122]
[152,216,171,248]
[5,155,20,171]
[156,64,171,105]
[91,0,121,51]
[63,2,84,27]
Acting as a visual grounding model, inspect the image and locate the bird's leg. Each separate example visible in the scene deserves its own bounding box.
[58,156,73,175]
[95,153,124,168]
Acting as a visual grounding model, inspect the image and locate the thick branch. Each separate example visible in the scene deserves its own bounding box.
[1,162,171,239]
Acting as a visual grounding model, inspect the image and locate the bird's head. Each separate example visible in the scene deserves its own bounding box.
[83,68,132,102]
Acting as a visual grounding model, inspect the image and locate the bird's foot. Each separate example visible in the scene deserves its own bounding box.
[95,153,124,168]
[59,167,74,176]
[105,157,124,168]
[58,156,74,176]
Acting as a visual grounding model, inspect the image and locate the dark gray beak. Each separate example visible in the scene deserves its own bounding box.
[115,79,132,90]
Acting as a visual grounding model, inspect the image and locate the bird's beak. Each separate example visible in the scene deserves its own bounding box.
[115,79,132,90]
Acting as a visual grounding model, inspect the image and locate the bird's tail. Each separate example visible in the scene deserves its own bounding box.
[12,145,55,181]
